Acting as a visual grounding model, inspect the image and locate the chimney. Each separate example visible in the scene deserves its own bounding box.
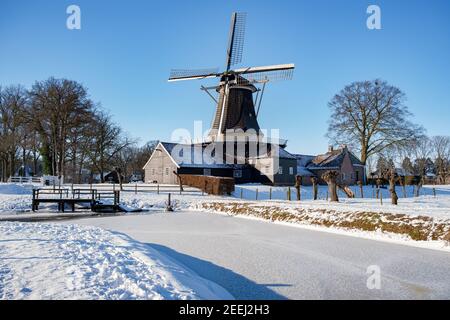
[328,145,334,153]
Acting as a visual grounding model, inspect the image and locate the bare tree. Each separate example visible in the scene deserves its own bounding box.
[432,136,450,184]
[327,80,424,165]
[89,111,135,182]
[29,78,94,178]
[0,85,28,180]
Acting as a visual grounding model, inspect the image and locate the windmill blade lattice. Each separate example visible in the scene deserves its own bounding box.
[169,68,220,82]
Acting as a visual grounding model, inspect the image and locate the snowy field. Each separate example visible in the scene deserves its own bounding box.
[1,182,450,248]
[0,221,231,300]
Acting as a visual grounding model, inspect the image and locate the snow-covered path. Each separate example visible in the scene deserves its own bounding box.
[64,212,450,300]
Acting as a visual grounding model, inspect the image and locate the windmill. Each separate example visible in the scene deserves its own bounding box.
[168,12,295,142]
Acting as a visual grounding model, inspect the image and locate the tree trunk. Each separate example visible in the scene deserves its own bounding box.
[295,175,302,201]
[173,171,184,192]
[358,181,364,198]
[311,177,318,200]
[322,171,339,202]
[116,168,123,191]
[389,170,398,205]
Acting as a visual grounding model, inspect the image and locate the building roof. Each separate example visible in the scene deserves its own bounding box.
[293,154,315,166]
[308,146,363,169]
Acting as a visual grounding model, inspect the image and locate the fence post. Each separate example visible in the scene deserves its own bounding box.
[135,183,137,195]
[113,183,116,192]
[32,189,36,212]
[287,187,291,201]
[380,191,383,205]
[269,187,272,200]
[433,188,436,197]
[157,184,160,194]
[240,188,243,199]
[256,188,258,201]
[166,193,173,212]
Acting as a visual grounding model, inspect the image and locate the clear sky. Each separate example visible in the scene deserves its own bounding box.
[1,0,449,155]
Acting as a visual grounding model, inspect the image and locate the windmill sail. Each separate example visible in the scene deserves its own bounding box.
[234,64,295,84]
[225,12,247,71]
[168,68,219,82]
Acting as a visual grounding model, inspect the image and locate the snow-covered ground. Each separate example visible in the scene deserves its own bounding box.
[1,182,450,249]
[63,212,450,299]
[0,221,232,300]
[1,183,450,299]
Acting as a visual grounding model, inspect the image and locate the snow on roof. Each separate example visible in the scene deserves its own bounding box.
[297,166,315,176]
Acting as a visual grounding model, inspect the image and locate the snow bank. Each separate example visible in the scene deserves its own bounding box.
[0,183,33,195]
[0,222,232,300]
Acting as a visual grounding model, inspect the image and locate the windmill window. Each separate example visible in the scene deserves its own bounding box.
[278,166,283,175]
[233,170,243,178]
[165,168,169,176]
[289,167,294,175]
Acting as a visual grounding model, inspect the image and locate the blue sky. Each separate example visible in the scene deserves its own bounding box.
[1,0,449,155]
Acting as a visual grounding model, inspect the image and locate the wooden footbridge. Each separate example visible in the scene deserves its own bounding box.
[32,188,121,213]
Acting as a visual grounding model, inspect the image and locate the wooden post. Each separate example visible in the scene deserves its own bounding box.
[311,177,318,200]
[287,187,291,201]
[240,188,243,199]
[32,189,36,212]
[256,188,259,200]
[380,191,383,205]
[157,184,160,194]
[269,187,272,200]
[135,183,137,195]
[166,193,174,212]
[433,188,436,197]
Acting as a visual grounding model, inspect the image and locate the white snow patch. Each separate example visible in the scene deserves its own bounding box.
[0,221,232,300]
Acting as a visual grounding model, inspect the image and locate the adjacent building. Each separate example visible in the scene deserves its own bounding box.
[143,142,366,186]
